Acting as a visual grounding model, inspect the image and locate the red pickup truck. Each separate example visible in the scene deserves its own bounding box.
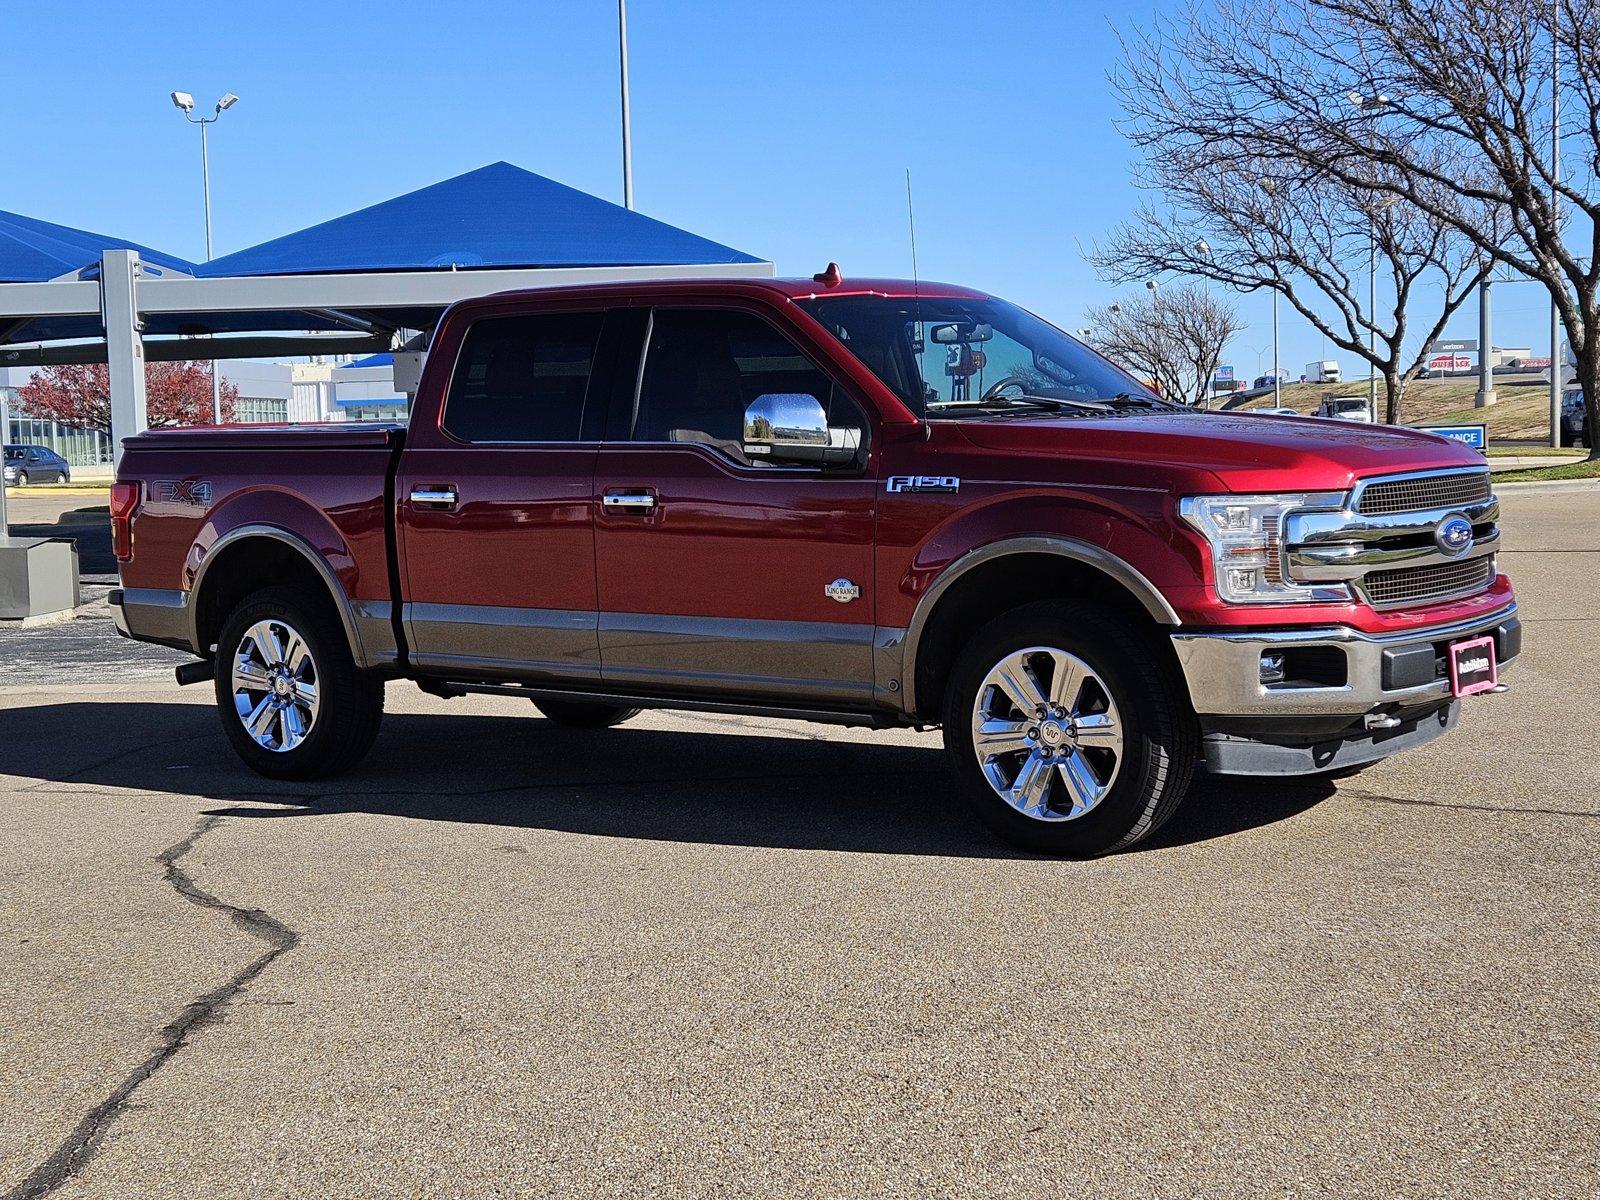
[110,275,1518,855]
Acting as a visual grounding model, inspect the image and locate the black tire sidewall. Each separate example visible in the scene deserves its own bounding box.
[942,600,1193,856]
[213,586,380,780]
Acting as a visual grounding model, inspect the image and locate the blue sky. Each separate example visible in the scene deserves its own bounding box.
[2,0,1550,377]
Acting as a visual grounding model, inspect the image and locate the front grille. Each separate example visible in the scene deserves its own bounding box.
[1362,556,1496,609]
[1357,470,1492,515]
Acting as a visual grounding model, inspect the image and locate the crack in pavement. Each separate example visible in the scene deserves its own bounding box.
[3,815,299,1200]
[1343,787,1600,820]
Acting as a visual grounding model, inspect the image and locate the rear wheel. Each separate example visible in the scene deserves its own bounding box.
[532,699,641,729]
[942,599,1197,856]
[214,586,383,779]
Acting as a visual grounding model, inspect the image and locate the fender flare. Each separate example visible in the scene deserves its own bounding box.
[188,524,370,666]
[898,535,1180,715]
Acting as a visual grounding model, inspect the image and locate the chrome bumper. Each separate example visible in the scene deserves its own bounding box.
[1171,602,1520,716]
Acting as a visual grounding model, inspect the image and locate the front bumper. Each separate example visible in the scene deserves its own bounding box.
[1170,601,1520,717]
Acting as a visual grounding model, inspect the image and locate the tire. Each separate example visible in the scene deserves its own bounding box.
[213,585,384,780]
[942,599,1198,856]
[14,471,26,487]
[59,469,70,484]
[532,699,642,729]
[1560,426,1575,447]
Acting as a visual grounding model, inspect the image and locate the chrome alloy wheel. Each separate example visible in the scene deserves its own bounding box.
[231,619,320,753]
[970,645,1123,822]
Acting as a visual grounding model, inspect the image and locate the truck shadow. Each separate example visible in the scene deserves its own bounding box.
[0,700,1334,858]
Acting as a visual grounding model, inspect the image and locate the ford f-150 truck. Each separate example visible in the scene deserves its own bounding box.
[109,274,1519,855]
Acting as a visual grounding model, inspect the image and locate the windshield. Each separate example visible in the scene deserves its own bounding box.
[795,294,1174,418]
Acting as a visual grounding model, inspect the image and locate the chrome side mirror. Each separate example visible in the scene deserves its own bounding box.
[743,394,857,465]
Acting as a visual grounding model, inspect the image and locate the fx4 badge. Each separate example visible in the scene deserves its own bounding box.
[156,479,213,506]
[887,475,960,494]
[825,578,861,604]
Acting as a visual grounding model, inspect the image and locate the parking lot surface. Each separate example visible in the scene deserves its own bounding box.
[2,487,1596,1198]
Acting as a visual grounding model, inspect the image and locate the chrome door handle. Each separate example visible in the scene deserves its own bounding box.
[602,490,657,512]
[410,486,458,506]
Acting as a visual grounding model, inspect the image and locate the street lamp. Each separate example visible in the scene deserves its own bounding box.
[1259,177,1284,408]
[170,90,238,423]
[617,0,634,209]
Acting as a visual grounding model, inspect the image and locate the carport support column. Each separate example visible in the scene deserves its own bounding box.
[101,249,148,467]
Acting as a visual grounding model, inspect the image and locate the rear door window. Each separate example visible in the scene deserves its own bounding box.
[442,312,606,444]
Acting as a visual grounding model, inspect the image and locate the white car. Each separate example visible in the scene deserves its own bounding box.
[1249,406,1300,417]
[1316,397,1374,422]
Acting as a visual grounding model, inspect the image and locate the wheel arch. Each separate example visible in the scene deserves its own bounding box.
[900,537,1180,719]
[189,525,369,665]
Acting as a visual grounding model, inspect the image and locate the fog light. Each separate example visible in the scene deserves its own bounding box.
[1259,652,1286,685]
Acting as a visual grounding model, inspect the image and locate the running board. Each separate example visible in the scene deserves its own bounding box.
[415,678,903,730]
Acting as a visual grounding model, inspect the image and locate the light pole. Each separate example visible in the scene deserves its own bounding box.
[170,90,238,423]
[1549,0,1563,448]
[1475,277,1496,408]
[1349,91,1393,422]
[618,0,634,210]
[1194,240,1215,408]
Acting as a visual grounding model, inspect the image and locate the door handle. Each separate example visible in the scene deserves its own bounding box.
[602,490,657,513]
[410,486,459,507]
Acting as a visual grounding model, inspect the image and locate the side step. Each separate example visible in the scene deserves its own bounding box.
[417,677,903,730]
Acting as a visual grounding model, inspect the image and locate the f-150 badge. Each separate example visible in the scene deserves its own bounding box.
[887,475,960,493]
[825,578,861,604]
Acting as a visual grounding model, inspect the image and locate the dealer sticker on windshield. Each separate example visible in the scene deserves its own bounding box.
[1448,635,1498,698]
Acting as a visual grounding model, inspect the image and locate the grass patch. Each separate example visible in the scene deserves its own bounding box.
[1492,457,1600,481]
[1483,444,1582,458]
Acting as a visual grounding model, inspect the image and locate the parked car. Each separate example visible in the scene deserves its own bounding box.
[1316,396,1374,422]
[3,444,71,485]
[1249,406,1300,417]
[1561,387,1588,447]
[109,275,1518,856]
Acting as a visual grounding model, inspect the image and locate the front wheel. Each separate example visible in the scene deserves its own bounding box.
[14,471,26,487]
[214,586,384,780]
[943,599,1197,856]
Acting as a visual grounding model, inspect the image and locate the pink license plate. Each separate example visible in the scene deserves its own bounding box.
[1448,635,1498,697]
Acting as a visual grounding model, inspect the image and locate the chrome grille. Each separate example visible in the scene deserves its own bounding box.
[1361,556,1496,610]
[1357,470,1492,515]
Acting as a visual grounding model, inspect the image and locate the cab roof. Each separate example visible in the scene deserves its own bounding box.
[478,276,993,307]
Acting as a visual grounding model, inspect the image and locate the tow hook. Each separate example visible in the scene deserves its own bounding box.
[1364,711,1402,731]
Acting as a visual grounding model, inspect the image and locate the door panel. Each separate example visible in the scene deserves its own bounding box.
[593,306,879,703]
[400,446,600,679]
[397,309,611,681]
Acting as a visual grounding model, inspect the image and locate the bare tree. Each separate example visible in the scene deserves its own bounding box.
[1116,0,1600,457]
[1085,284,1243,406]
[1094,136,1490,424]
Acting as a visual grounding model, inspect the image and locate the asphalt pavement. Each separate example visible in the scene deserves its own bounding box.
[1,486,1596,1198]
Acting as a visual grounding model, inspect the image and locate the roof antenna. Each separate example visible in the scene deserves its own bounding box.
[905,167,931,439]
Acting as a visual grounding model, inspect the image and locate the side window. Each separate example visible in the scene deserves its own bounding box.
[633,309,862,464]
[441,312,605,444]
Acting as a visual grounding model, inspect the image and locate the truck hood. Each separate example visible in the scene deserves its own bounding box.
[954,412,1486,492]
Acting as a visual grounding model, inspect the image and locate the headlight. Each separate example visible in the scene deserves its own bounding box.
[1179,493,1349,604]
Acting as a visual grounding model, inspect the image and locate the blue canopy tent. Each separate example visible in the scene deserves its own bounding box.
[2,161,769,353]
[0,209,195,283]
[0,161,772,456]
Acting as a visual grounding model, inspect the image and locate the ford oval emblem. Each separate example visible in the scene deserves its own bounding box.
[1435,515,1474,556]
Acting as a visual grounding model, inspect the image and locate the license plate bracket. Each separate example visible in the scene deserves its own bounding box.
[1448,635,1498,698]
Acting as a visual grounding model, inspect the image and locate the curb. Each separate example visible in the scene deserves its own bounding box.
[1493,477,1600,493]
